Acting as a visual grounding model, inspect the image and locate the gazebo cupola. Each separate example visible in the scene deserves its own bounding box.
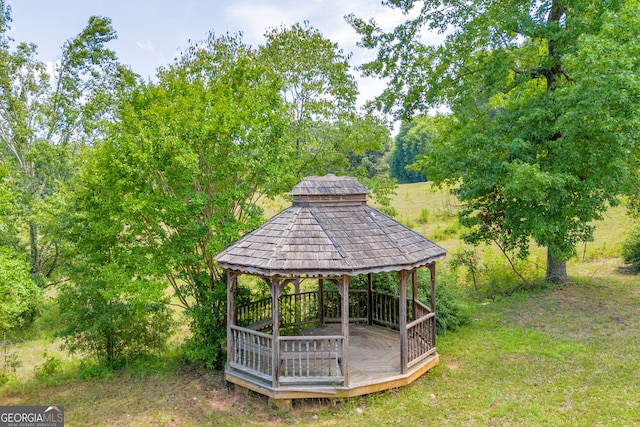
[216,174,446,409]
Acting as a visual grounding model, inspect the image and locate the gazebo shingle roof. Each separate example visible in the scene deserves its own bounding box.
[215,175,447,276]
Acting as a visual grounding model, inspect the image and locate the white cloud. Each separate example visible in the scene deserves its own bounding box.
[136,40,155,52]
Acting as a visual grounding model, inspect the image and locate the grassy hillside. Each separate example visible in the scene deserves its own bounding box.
[388,181,630,258]
[1,182,638,426]
[390,182,632,287]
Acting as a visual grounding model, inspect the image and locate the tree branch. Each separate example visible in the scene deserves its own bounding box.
[493,238,529,287]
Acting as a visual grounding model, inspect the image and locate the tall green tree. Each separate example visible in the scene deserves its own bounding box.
[59,32,290,368]
[0,163,19,250]
[0,4,127,285]
[259,23,395,208]
[349,0,640,282]
[390,115,448,183]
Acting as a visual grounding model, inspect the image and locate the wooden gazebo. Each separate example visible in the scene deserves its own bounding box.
[216,175,446,409]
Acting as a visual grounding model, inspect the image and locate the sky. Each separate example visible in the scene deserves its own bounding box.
[6,0,440,109]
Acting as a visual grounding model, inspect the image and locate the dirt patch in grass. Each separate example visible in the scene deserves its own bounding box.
[446,361,461,370]
[0,396,23,405]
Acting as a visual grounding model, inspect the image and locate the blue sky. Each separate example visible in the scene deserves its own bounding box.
[6,0,436,107]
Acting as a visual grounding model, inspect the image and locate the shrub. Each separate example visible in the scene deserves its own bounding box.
[0,249,42,332]
[181,273,251,369]
[418,208,430,224]
[449,246,482,291]
[0,347,21,384]
[181,278,227,370]
[56,263,174,368]
[418,269,470,334]
[473,248,546,299]
[432,223,461,241]
[78,362,113,380]
[34,350,62,379]
[622,224,640,271]
[404,217,415,229]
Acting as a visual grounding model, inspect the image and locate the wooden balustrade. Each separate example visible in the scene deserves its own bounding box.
[231,289,436,386]
[236,297,273,331]
[371,292,400,328]
[279,336,344,384]
[321,290,341,321]
[322,289,369,322]
[413,300,431,319]
[372,292,432,328]
[229,325,273,380]
[407,312,436,368]
[237,290,431,331]
[349,290,368,321]
[279,291,318,327]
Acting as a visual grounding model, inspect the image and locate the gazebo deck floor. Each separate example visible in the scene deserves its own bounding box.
[304,324,401,386]
[225,324,439,402]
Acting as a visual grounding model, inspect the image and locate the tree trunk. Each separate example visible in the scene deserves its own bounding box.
[29,221,41,275]
[545,248,568,284]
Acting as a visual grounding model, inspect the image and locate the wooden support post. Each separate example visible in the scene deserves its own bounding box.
[319,277,324,325]
[338,275,350,386]
[271,276,281,388]
[411,269,418,321]
[234,383,248,395]
[294,278,301,325]
[429,263,437,348]
[399,270,408,375]
[269,398,292,412]
[226,271,238,367]
[367,272,373,325]
[429,263,436,313]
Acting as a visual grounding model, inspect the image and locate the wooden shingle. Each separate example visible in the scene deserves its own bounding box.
[216,175,446,276]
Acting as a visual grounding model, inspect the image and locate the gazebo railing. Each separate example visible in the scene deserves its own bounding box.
[372,292,431,328]
[236,297,273,331]
[236,290,432,331]
[228,325,345,385]
[231,289,435,385]
[407,312,436,368]
[229,325,273,381]
[279,336,344,384]
[280,291,320,327]
[371,291,401,328]
[322,290,368,322]
[413,300,431,319]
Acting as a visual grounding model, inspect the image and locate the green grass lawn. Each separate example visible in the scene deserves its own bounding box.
[1,182,638,426]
